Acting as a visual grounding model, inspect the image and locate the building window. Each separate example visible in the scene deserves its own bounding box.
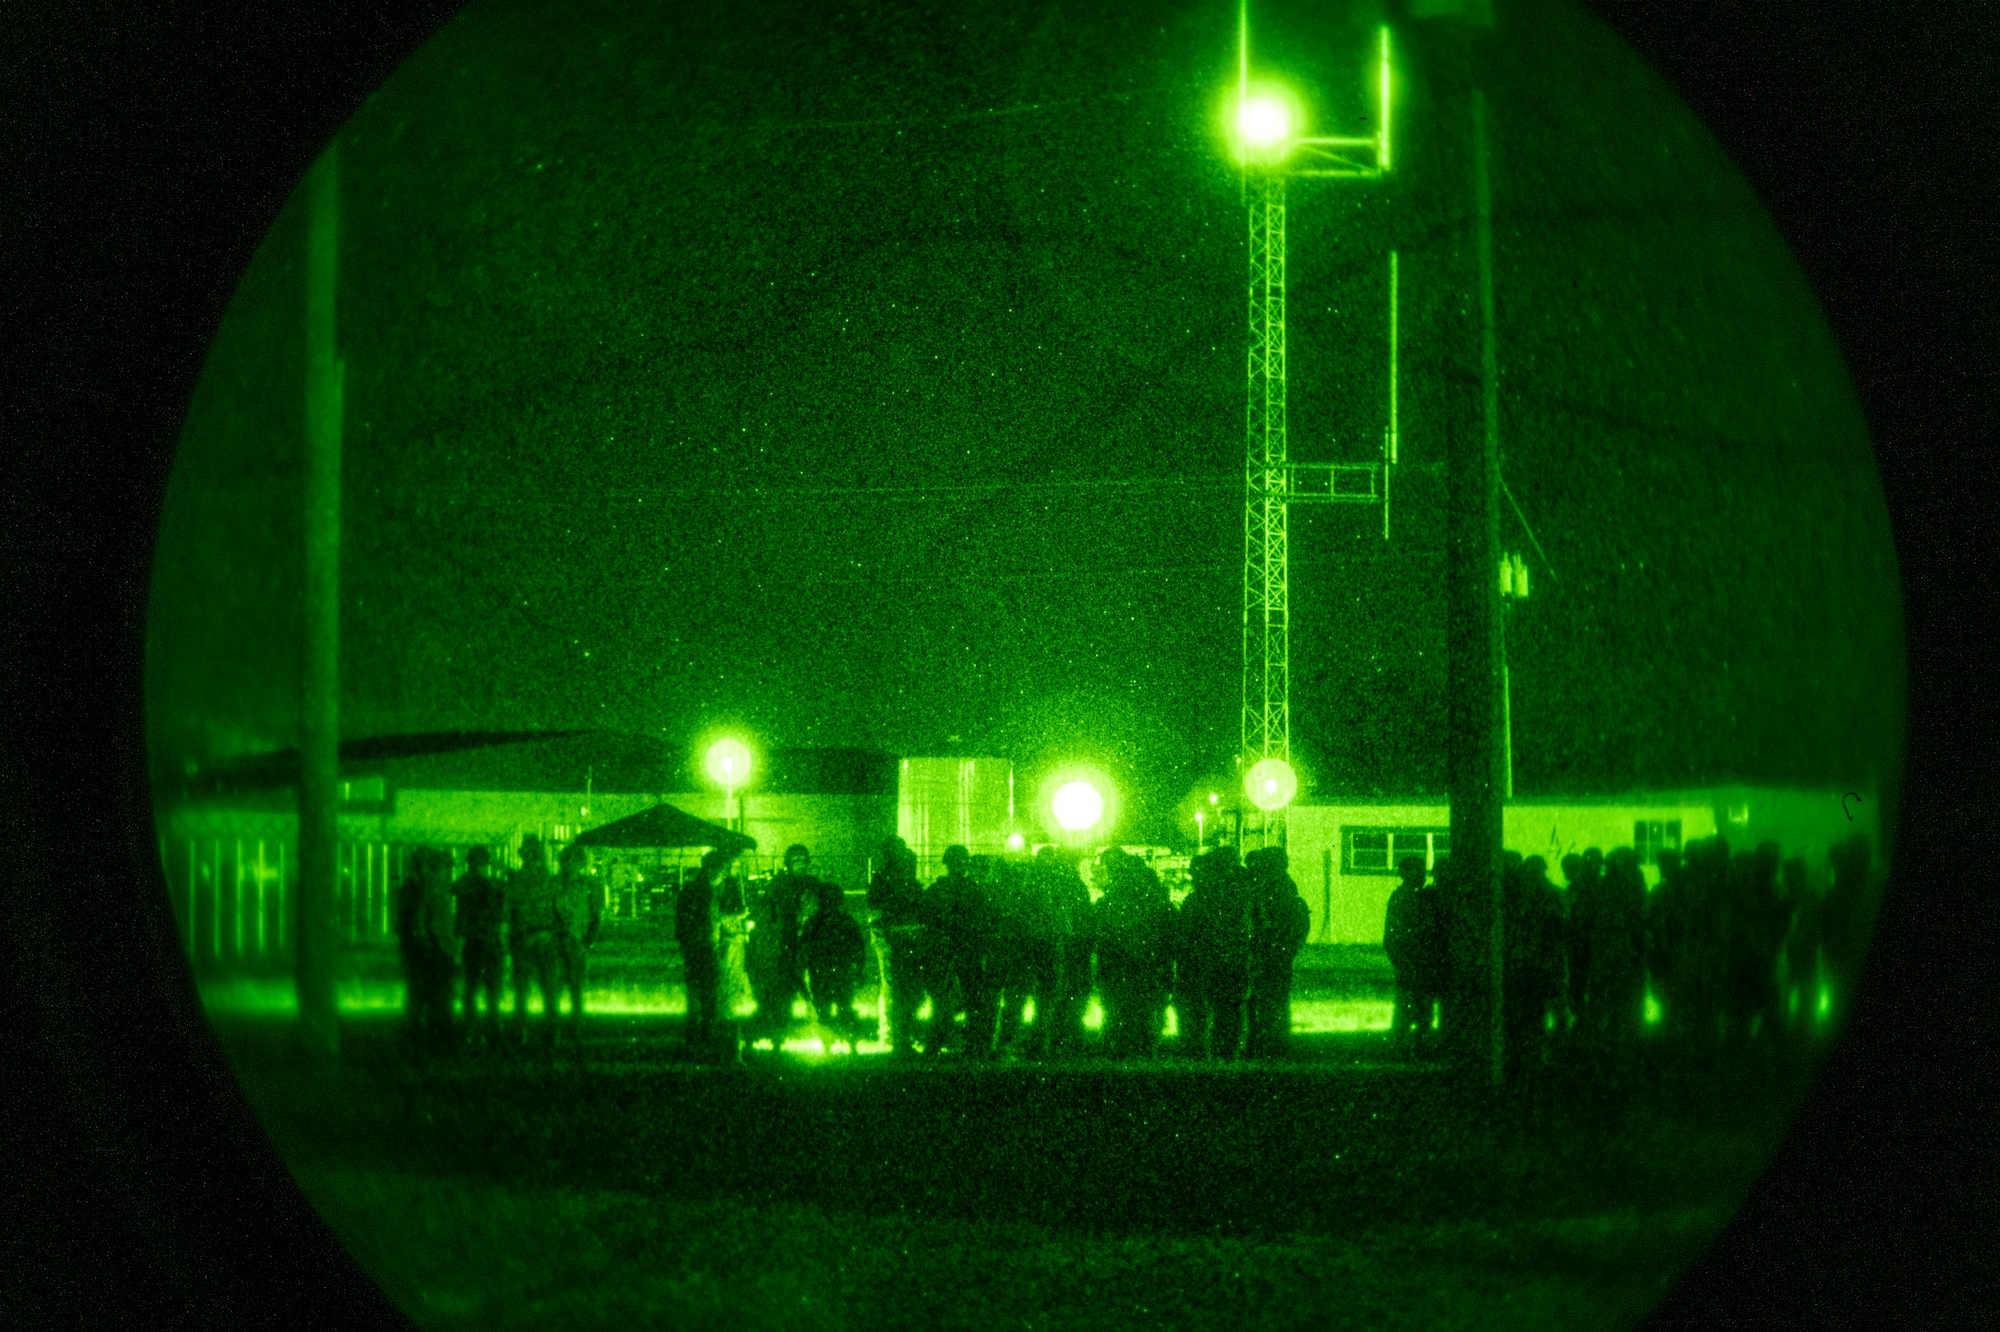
[338,775,385,803]
[1634,820,1683,863]
[1344,827,1450,875]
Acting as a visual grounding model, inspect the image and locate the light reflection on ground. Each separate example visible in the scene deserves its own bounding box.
[199,979,1397,1035]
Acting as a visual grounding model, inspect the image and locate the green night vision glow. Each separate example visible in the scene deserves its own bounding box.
[144,0,1905,1327]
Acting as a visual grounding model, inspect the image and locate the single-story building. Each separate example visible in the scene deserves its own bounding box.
[1285,786,1884,944]
[155,737,1013,974]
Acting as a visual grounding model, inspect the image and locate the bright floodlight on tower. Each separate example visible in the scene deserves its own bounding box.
[1051,780,1105,833]
[1244,757,1298,812]
[1229,83,1302,166]
[1237,93,1292,149]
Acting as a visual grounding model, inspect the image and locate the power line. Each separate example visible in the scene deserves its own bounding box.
[1500,475,1560,585]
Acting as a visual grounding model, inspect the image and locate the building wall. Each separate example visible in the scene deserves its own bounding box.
[155,782,903,971]
[897,757,1015,881]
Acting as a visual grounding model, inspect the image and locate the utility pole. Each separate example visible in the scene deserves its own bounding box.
[298,142,343,1055]
[1409,0,1507,1087]
[1465,88,1505,1087]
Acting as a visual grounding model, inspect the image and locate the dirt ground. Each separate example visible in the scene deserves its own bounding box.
[212,1008,1821,1331]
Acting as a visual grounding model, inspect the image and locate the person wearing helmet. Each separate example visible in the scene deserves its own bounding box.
[801,877,869,1051]
[452,845,507,1047]
[867,836,929,1057]
[677,846,739,1059]
[744,843,820,1050]
[925,844,996,1058]
[507,834,562,1051]
[551,842,603,1047]
[1246,846,1310,1060]
[395,846,460,1057]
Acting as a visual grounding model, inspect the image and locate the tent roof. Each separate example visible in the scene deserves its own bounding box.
[570,802,756,854]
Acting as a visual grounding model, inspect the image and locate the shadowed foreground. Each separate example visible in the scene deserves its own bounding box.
[217,1012,1815,1331]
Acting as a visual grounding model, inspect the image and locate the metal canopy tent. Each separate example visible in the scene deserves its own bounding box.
[571,802,756,856]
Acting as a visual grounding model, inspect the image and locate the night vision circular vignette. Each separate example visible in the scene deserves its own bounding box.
[145,1,1902,1328]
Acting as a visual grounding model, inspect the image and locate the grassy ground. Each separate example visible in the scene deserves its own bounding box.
[212,998,1824,1331]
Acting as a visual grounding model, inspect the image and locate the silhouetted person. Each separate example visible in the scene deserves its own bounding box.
[1678,835,1732,1051]
[676,848,736,1058]
[986,857,1045,1055]
[1820,835,1875,1028]
[1038,846,1096,1057]
[1384,855,1446,1047]
[1779,856,1820,1037]
[396,846,458,1055]
[801,878,868,1050]
[1179,846,1252,1059]
[925,845,997,1057]
[1647,848,1690,1041]
[745,844,819,1048]
[452,845,506,1046]
[1723,841,1789,1046]
[507,834,562,1050]
[1246,847,1311,1059]
[1504,853,1565,1073]
[1588,848,1648,1048]
[1561,849,1604,1043]
[868,836,929,1057]
[1095,851,1176,1058]
[551,842,602,1046]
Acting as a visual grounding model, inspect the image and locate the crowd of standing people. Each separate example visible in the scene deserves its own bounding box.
[669,836,1312,1063]
[394,832,602,1055]
[397,824,1877,1069]
[1382,833,1878,1072]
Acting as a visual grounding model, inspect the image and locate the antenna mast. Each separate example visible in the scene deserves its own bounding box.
[1235,14,1395,842]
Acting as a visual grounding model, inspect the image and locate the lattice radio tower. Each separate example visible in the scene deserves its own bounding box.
[1234,7,1396,839]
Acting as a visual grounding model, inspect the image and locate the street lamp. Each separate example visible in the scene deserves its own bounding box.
[1051,780,1104,834]
[704,736,752,830]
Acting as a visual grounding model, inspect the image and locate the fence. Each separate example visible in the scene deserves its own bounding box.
[159,834,425,974]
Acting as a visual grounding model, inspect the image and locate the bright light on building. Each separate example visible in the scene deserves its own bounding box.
[1051,780,1104,832]
[1005,831,1026,851]
[704,737,752,788]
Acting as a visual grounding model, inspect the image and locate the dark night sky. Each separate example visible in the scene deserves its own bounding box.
[146,0,1903,834]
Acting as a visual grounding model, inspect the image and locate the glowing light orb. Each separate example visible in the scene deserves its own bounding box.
[705,737,752,787]
[1051,780,1105,832]
[1237,94,1293,149]
[1005,832,1026,851]
[1244,757,1297,811]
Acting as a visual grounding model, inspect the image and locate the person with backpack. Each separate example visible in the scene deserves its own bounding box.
[1178,846,1252,1059]
[1246,846,1311,1059]
[450,845,506,1048]
[1094,850,1177,1058]
[1384,854,1439,1046]
[506,834,563,1051]
[676,847,738,1059]
[923,845,998,1058]
[744,844,820,1049]
[800,878,869,1051]
[551,842,603,1047]
[395,845,459,1056]
[867,836,930,1057]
